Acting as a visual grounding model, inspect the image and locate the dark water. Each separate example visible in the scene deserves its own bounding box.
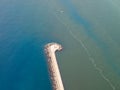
[0,0,53,90]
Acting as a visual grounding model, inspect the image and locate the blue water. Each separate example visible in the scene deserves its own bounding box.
[1,0,120,90]
[0,0,53,90]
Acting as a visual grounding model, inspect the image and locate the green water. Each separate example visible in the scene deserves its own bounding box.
[46,0,120,90]
[0,0,120,90]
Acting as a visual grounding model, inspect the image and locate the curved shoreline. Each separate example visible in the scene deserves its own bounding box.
[45,43,64,90]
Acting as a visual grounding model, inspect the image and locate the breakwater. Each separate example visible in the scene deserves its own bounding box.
[45,43,64,90]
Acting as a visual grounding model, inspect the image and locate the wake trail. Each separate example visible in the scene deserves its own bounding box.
[48,2,116,89]
[54,12,116,89]
[69,30,90,57]
[69,30,116,90]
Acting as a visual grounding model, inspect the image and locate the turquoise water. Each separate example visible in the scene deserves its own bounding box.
[0,0,120,90]
[0,0,53,90]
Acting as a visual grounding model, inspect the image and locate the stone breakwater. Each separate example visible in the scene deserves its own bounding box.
[44,43,64,90]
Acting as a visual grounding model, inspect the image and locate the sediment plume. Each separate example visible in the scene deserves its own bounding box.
[45,43,64,90]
